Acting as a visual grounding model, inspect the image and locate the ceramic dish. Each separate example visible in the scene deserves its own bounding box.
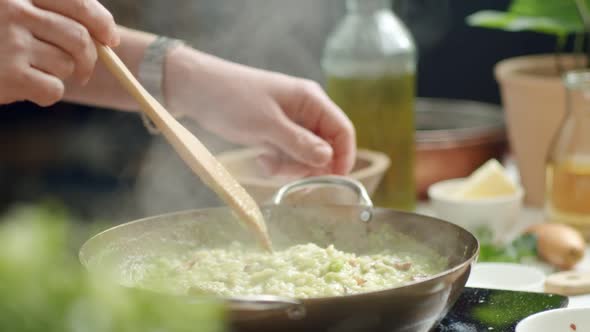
[466,263,546,292]
[516,308,590,332]
[428,178,524,243]
[216,148,390,204]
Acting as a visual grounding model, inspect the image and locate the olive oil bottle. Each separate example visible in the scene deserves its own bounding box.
[322,0,417,210]
[546,70,590,239]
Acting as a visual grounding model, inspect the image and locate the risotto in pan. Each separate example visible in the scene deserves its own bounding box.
[123,241,448,299]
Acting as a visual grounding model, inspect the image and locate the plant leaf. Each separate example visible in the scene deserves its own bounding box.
[467,0,590,36]
[469,11,576,35]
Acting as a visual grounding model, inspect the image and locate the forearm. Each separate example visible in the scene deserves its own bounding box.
[63,26,156,111]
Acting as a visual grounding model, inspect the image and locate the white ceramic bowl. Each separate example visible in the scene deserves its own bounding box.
[467,263,546,292]
[428,178,524,243]
[516,308,590,332]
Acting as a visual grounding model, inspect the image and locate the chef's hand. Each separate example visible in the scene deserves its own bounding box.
[166,48,356,176]
[0,0,119,106]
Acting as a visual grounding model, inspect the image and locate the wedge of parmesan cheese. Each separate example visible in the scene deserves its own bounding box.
[453,159,518,199]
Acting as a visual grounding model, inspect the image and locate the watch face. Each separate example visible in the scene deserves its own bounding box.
[434,288,569,332]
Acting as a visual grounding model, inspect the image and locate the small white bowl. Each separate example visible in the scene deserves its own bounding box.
[467,263,546,292]
[516,308,590,332]
[428,178,524,243]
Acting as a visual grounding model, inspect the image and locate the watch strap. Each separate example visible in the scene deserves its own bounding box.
[138,36,185,134]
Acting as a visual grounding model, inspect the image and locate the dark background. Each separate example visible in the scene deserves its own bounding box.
[0,0,560,222]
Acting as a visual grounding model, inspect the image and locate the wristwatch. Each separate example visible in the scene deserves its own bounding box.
[138,36,186,134]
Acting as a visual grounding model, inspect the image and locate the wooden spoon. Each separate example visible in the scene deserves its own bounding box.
[95,43,272,251]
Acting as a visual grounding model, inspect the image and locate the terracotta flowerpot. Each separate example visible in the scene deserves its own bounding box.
[495,54,585,207]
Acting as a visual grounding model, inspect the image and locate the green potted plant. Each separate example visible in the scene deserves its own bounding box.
[466,0,590,207]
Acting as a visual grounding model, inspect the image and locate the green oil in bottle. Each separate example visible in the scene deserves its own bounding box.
[327,73,416,210]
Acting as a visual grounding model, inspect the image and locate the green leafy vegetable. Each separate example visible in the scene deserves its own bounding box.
[467,0,590,36]
[0,203,226,332]
[475,227,538,263]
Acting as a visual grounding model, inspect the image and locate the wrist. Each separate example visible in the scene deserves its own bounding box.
[164,45,224,124]
[163,44,195,118]
[138,36,185,108]
[137,36,187,133]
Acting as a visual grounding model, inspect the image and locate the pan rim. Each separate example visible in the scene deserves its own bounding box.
[79,205,480,302]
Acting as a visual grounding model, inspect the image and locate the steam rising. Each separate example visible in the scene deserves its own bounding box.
[104,0,344,82]
[97,0,346,218]
[93,0,452,219]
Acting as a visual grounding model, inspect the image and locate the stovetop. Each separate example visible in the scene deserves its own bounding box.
[434,287,568,332]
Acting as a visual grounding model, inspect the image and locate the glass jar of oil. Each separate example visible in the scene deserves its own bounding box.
[322,0,417,210]
[546,70,590,239]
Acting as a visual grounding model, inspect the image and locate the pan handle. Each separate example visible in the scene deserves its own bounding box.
[272,175,374,209]
[227,295,306,320]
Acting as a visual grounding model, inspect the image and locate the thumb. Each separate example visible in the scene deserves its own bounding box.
[268,116,334,169]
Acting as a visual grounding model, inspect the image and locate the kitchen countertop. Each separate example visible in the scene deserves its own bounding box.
[503,208,590,309]
[418,202,590,308]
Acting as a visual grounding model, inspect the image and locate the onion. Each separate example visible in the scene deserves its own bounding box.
[525,223,586,270]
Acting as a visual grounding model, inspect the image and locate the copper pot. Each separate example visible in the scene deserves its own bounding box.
[415,98,507,199]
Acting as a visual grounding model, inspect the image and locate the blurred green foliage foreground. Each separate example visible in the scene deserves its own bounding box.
[0,203,226,332]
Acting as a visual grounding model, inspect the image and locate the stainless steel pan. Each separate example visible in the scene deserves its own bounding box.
[80,176,479,332]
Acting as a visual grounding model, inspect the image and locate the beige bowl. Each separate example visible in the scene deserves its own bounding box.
[216,148,390,204]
